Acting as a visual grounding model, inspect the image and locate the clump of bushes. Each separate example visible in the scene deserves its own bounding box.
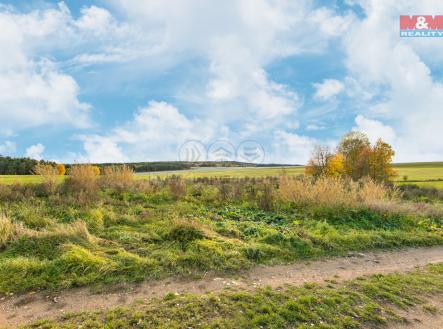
[279,175,397,208]
[63,165,100,195]
[99,165,134,191]
[167,175,186,200]
[33,163,59,195]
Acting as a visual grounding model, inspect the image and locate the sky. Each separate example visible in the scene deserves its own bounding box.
[0,0,442,164]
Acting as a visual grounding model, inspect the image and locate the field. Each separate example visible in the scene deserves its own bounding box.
[1,167,443,328]
[1,162,442,187]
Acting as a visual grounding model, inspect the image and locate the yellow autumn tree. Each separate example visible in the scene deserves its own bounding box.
[57,164,66,175]
[368,139,396,181]
[325,153,345,177]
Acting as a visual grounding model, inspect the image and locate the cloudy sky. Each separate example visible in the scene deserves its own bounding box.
[0,0,442,164]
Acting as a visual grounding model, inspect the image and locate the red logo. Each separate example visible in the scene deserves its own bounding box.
[400,15,443,37]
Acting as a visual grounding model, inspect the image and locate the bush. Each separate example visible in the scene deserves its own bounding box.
[167,175,186,200]
[63,165,99,196]
[279,175,396,208]
[99,165,134,191]
[33,163,59,195]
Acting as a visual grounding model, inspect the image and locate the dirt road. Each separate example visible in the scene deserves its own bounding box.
[1,246,442,328]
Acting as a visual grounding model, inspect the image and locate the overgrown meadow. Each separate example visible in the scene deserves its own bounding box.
[0,166,442,294]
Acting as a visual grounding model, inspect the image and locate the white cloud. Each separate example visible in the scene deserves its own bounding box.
[0,3,100,133]
[353,115,396,144]
[25,143,45,160]
[343,0,443,161]
[270,130,318,164]
[77,101,222,163]
[103,0,352,136]
[313,79,344,101]
[0,141,16,155]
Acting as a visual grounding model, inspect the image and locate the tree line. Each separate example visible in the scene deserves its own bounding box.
[0,156,58,175]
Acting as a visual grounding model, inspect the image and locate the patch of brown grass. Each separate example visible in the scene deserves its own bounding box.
[279,175,396,207]
[33,163,59,194]
[99,165,134,191]
[63,165,99,195]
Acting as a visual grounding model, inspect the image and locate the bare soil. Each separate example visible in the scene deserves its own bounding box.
[1,246,442,328]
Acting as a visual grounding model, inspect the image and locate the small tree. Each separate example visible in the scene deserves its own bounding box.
[304,145,332,177]
[325,153,345,177]
[337,131,371,180]
[57,164,66,176]
[368,139,396,181]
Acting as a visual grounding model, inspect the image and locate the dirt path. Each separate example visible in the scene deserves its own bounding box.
[1,246,443,328]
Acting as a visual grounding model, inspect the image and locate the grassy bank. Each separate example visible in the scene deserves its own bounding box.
[0,175,442,294]
[25,263,443,328]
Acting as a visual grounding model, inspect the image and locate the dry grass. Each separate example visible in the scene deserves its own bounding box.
[167,175,186,200]
[100,165,134,191]
[33,164,59,194]
[0,214,30,248]
[279,175,397,207]
[50,221,96,245]
[64,165,99,194]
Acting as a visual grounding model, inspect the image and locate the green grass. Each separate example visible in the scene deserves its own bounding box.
[25,262,443,329]
[1,186,442,294]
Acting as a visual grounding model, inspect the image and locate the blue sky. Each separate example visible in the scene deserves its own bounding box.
[0,0,442,164]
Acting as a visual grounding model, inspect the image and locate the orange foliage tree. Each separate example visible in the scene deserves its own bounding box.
[57,164,66,175]
[306,131,396,182]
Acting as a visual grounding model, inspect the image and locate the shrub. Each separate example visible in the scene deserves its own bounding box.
[258,182,275,211]
[100,165,134,191]
[63,165,99,195]
[167,175,186,200]
[33,163,59,195]
[279,175,395,208]
[57,164,66,175]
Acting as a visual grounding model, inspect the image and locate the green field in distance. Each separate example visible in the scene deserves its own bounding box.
[0,162,442,187]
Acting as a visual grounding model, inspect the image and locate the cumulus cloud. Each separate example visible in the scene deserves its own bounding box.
[0,3,102,133]
[353,115,396,144]
[0,141,16,155]
[343,0,443,161]
[25,143,45,160]
[269,130,318,164]
[103,0,351,136]
[313,79,344,101]
[77,101,222,163]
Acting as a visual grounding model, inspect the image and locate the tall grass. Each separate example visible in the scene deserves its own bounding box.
[63,165,99,195]
[0,214,29,248]
[32,164,59,195]
[99,165,134,191]
[279,175,397,207]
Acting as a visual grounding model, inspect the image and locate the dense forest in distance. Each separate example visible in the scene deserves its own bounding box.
[0,156,57,175]
[0,156,300,175]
